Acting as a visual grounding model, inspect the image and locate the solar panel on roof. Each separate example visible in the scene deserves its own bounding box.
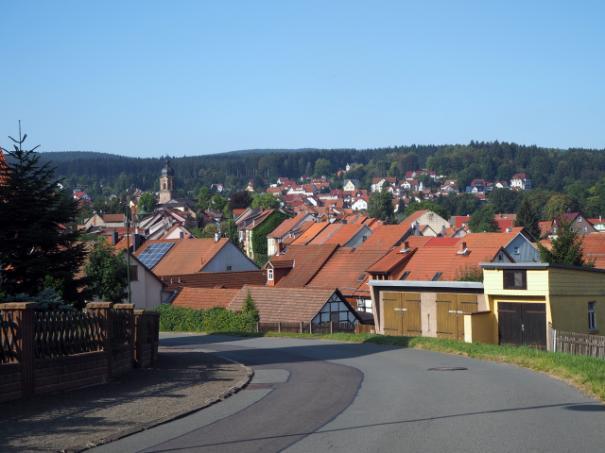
[138,242,175,269]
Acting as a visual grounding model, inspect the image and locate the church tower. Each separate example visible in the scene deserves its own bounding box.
[159,160,174,204]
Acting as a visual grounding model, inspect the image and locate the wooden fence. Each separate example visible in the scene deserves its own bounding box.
[553,330,605,359]
[256,321,358,335]
[0,301,160,403]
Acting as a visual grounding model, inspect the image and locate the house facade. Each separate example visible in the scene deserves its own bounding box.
[465,263,605,350]
[127,254,169,310]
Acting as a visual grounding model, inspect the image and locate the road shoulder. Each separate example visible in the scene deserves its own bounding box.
[0,345,253,452]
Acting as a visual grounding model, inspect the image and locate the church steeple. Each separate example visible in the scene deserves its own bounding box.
[159,160,174,204]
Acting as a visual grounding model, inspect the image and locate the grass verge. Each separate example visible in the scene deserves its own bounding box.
[207,331,605,402]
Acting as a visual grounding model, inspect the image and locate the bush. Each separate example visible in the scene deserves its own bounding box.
[158,304,204,332]
[158,304,257,333]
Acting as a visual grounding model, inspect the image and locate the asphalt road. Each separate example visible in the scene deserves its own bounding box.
[94,334,605,453]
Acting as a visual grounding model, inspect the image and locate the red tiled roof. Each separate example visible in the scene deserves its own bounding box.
[232,208,247,218]
[452,215,471,228]
[308,223,366,246]
[271,244,338,287]
[290,222,330,245]
[229,286,345,323]
[267,213,308,239]
[398,231,523,281]
[172,287,238,310]
[577,234,605,269]
[399,210,430,231]
[539,221,552,237]
[306,248,387,295]
[357,223,412,251]
[160,270,266,291]
[134,238,231,276]
[366,247,416,274]
[102,213,126,223]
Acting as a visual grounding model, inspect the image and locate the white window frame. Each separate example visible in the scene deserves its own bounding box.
[267,268,274,281]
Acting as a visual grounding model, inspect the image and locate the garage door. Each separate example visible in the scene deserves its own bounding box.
[498,302,546,349]
[382,291,421,336]
[436,293,479,341]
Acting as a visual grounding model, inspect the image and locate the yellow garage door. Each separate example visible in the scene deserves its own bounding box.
[436,293,479,340]
[382,291,422,336]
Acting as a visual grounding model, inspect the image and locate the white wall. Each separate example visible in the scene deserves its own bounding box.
[129,261,163,310]
[204,241,259,272]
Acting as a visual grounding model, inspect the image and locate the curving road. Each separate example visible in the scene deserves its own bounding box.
[94,334,605,453]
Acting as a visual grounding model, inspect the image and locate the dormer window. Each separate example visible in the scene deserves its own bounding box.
[267,268,274,281]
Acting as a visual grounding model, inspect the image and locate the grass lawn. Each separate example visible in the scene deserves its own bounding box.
[209,330,605,402]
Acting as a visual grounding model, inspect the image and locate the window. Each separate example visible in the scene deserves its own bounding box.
[503,269,527,289]
[588,302,597,331]
[226,265,232,271]
[267,268,274,281]
[513,246,520,255]
[432,272,442,281]
[129,265,138,282]
[401,271,410,280]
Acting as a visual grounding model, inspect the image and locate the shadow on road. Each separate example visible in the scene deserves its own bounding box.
[0,348,241,452]
[160,333,425,368]
[144,401,602,452]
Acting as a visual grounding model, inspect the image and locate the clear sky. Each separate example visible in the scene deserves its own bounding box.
[1,1,604,156]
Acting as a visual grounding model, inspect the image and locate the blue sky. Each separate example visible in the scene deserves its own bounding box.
[1,1,604,156]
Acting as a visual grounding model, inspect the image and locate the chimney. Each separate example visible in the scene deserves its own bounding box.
[401,241,411,252]
[505,227,512,233]
[133,233,144,252]
[214,232,220,242]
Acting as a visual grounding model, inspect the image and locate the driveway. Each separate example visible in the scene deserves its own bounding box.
[94,334,605,453]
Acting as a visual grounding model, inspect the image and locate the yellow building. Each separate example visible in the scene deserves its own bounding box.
[467,263,605,350]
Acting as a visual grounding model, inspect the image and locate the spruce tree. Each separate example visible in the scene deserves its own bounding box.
[515,197,541,240]
[0,125,86,302]
[538,218,586,266]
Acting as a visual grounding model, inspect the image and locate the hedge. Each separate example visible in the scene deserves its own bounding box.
[158,304,257,333]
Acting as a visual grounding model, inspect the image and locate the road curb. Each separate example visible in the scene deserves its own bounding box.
[80,357,254,452]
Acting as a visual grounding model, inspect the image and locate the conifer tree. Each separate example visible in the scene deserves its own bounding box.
[538,218,587,266]
[515,197,541,240]
[0,124,85,302]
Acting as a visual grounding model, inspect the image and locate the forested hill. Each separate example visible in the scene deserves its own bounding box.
[38,142,605,200]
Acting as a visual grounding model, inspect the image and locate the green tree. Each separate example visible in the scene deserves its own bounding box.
[468,205,499,232]
[84,239,128,303]
[196,187,211,211]
[488,188,520,213]
[223,219,239,246]
[242,290,259,324]
[210,194,227,212]
[368,191,394,223]
[251,193,279,209]
[229,191,251,210]
[515,198,541,240]
[0,126,86,302]
[538,219,586,266]
[138,191,155,213]
[544,194,578,220]
[313,158,331,177]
